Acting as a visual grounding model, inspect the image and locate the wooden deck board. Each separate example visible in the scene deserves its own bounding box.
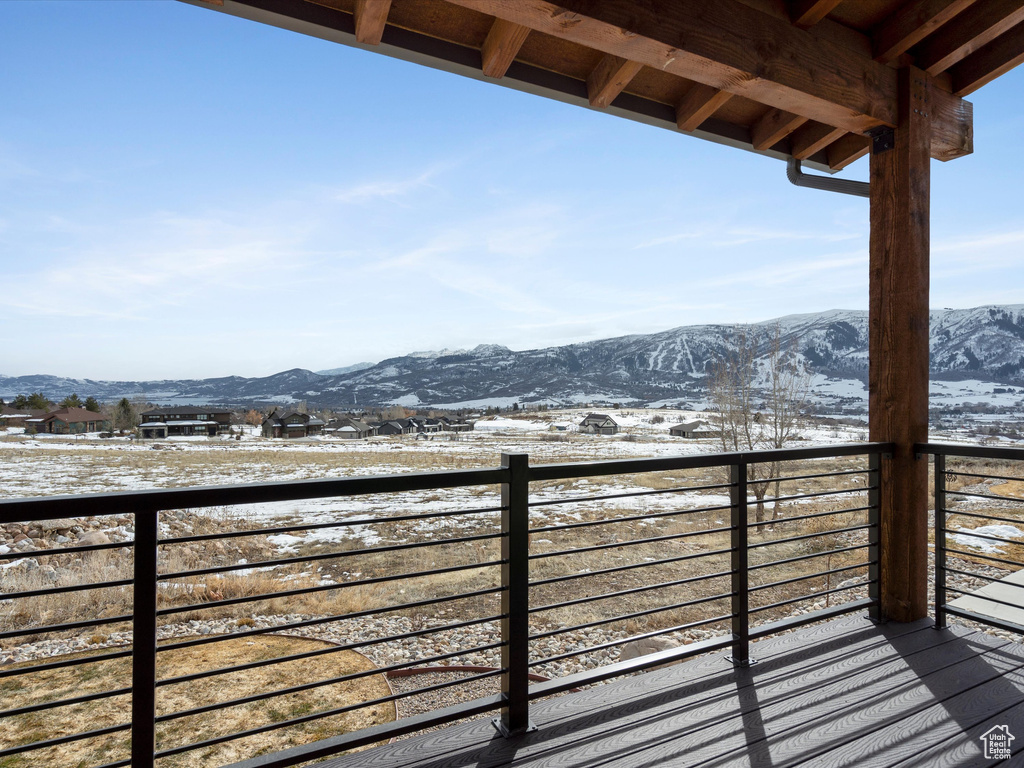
[313,615,1024,768]
[824,661,1024,767]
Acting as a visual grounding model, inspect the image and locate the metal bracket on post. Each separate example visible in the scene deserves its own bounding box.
[495,453,537,737]
[869,126,895,154]
[728,462,756,667]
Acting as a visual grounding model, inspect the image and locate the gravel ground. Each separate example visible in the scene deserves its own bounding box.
[1,553,1020,737]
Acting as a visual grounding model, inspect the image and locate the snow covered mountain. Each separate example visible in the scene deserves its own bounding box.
[5,305,1024,411]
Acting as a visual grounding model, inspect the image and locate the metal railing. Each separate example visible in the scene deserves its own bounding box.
[0,443,887,768]
[921,443,1024,635]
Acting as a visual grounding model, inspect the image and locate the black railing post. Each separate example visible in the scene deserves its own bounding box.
[496,453,535,736]
[868,451,882,623]
[934,452,948,629]
[729,461,751,667]
[132,509,159,768]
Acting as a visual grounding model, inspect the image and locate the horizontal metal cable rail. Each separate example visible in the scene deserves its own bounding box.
[922,442,1024,637]
[0,442,890,768]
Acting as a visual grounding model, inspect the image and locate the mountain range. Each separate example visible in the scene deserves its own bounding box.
[5,305,1024,413]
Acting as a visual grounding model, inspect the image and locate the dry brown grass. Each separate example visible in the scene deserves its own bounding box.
[0,635,393,768]
[1,442,885,756]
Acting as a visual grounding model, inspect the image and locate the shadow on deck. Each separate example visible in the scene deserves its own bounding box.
[316,614,1024,768]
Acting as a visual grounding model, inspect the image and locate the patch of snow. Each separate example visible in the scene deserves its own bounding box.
[267,533,305,553]
[950,524,1024,553]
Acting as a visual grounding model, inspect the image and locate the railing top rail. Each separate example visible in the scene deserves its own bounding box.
[917,441,1024,461]
[0,466,510,523]
[528,442,893,482]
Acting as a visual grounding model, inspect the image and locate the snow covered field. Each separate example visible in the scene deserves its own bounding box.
[2,407,1021,554]
[0,408,866,499]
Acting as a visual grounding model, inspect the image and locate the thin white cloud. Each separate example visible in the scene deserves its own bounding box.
[703,252,865,289]
[933,228,1024,255]
[4,211,306,321]
[710,227,861,247]
[633,230,708,249]
[635,225,861,250]
[334,167,442,204]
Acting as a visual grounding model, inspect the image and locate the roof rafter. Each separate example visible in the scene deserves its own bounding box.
[951,21,1024,95]
[872,0,976,64]
[751,109,808,150]
[353,0,391,45]
[675,84,733,132]
[789,0,845,30]
[790,122,847,160]
[481,18,530,78]
[587,54,643,108]
[914,0,1024,75]
[827,133,870,169]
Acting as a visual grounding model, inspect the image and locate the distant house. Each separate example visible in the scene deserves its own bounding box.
[0,407,48,429]
[668,420,719,438]
[409,416,444,433]
[373,420,415,436]
[262,410,326,439]
[325,417,376,439]
[579,413,619,435]
[35,407,111,435]
[138,406,233,438]
[663,421,704,438]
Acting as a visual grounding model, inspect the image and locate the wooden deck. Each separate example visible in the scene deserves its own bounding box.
[317,614,1024,767]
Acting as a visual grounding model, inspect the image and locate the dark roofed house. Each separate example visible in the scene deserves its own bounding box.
[36,407,111,435]
[409,416,444,433]
[444,417,475,432]
[579,413,619,435]
[0,407,48,429]
[325,417,376,439]
[372,420,415,436]
[139,406,233,438]
[669,420,719,439]
[262,410,326,439]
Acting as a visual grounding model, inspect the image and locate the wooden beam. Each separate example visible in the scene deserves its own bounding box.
[481,18,531,79]
[443,0,898,133]
[353,0,391,46]
[587,54,644,108]
[790,0,844,29]
[872,0,976,65]
[443,0,972,160]
[750,108,808,151]
[929,83,974,160]
[675,84,733,132]
[789,122,846,160]
[951,22,1024,95]
[826,132,870,169]
[916,0,1024,75]
[870,67,931,624]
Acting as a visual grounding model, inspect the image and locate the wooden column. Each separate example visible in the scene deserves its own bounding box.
[869,67,931,623]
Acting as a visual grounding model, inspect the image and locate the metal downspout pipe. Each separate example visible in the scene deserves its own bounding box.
[786,158,870,198]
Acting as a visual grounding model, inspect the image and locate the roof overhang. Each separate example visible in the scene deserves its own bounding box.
[175,0,1009,175]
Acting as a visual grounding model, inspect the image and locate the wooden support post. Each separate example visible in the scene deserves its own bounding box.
[869,67,931,623]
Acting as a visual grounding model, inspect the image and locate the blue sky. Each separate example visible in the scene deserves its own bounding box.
[2,1,1023,380]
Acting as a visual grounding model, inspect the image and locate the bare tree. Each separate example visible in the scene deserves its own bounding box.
[709,325,811,529]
